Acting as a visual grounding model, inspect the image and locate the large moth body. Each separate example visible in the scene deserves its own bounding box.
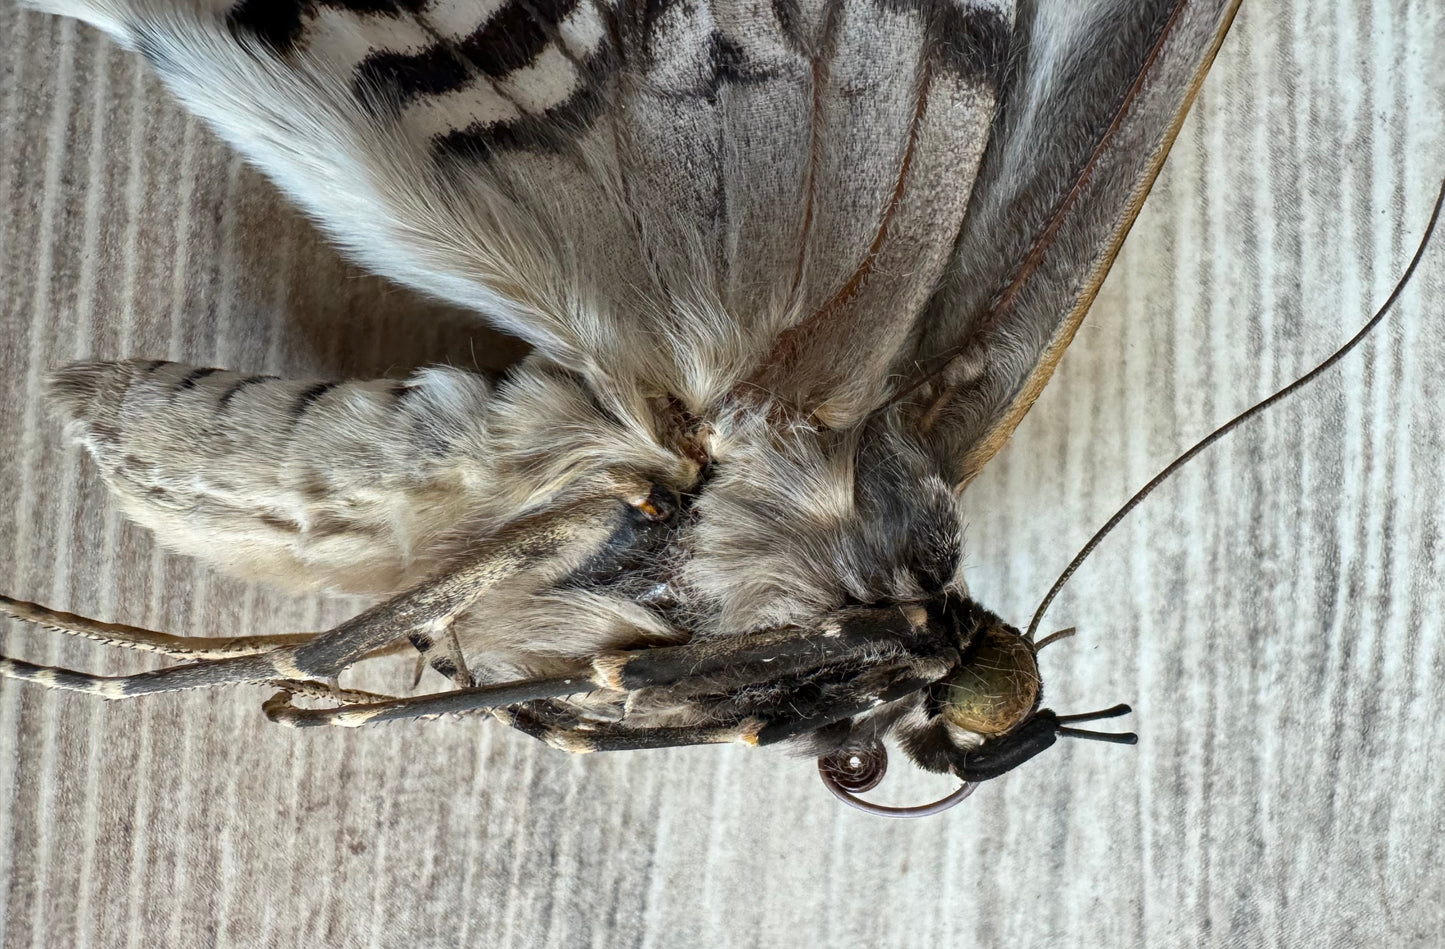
[0,0,1238,805]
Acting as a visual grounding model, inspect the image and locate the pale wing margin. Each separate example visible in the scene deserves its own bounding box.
[902,0,1241,484]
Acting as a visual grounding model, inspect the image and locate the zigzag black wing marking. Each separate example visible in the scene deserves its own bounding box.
[223,0,620,160]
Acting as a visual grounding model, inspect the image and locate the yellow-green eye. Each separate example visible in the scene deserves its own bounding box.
[940,628,1040,735]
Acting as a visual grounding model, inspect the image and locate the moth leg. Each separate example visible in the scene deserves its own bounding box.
[0,497,635,699]
[0,594,315,659]
[266,679,401,706]
[262,680,761,747]
[260,636,929,733]
[502,657,950,754]
[262,642,947,744]
[591,606,933,692]
[544,680,935,753]
[277,497,630,682]
[445,629,473,687]
[529,718,764,753]
[499,704,761,752]
[507,682,929,754]
[261,670,599,727]
[406,626,475,688]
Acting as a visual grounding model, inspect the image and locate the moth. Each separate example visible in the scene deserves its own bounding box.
[0,0,1242,815]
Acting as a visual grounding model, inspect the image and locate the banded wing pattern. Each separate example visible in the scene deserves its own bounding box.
[224,0,619,158]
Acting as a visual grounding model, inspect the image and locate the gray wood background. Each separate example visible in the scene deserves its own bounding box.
[1,2,1442,946]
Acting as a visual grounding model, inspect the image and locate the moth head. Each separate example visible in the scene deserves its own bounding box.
[819,609,1136,817]
[943,624,1128,776]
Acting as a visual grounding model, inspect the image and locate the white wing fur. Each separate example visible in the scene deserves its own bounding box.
[25,0,1010,419]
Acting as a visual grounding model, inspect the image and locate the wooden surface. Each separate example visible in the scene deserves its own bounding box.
[1,2,1442,946]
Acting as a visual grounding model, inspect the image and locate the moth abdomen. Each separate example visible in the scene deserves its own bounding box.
[47,359,499,593]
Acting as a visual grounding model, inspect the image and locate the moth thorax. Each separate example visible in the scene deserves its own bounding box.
[941,628,1040,735]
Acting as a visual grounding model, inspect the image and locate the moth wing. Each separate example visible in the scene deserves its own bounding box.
[27,0,1013,405]
[908,0,1241,485]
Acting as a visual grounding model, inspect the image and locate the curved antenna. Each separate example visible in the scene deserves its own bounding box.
[1027,179,1445,641]
[1034,626,1077,651]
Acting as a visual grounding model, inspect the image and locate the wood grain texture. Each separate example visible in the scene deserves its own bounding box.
[0,2,1441,946]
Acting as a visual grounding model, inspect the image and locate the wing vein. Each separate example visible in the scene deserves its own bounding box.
[909,0,1193,429]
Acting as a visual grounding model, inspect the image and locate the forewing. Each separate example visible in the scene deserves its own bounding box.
[742,0,1013,425]
[905,0,1241,485]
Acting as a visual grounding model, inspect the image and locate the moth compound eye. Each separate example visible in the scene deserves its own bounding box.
[940,628,1040,736]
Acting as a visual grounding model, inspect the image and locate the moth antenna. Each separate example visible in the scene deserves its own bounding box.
[1026,177,1445,641]
[1033,626,1076,649]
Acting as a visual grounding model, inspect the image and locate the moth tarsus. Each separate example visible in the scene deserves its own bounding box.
[3,0,1246,815]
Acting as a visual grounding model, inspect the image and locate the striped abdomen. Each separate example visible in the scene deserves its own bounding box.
[50,359,496,593]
